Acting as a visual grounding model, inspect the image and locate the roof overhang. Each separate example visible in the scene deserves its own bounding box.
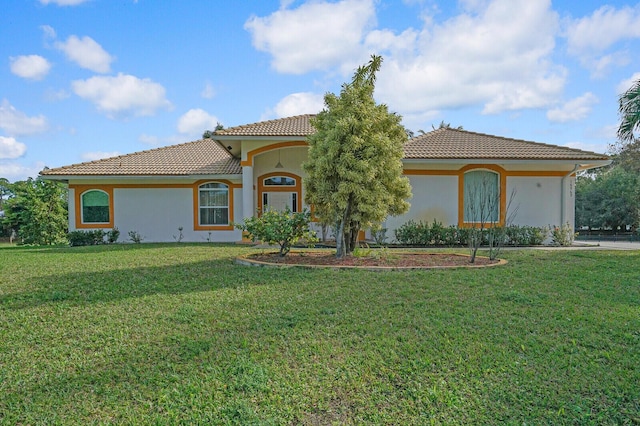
[40,174,243,183]
[402,158,611,169]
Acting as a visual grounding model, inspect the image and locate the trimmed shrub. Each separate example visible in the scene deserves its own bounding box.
[68,230,106,246]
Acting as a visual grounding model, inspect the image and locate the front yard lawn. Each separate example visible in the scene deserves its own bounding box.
[0,244,638,424]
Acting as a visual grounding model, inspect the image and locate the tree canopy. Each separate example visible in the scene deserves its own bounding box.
[618,77,640,143]
[303,55,412,258]
[1,178,68,244]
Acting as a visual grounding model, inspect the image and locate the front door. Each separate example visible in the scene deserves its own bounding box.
[263,191,297,213]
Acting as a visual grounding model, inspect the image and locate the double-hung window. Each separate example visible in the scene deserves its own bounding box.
[198,182,229,225]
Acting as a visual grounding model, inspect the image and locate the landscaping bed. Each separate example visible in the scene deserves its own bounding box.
[241,250,503,269]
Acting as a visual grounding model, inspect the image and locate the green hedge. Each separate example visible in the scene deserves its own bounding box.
[394,220,548,246]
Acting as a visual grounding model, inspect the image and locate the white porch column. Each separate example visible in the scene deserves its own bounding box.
[242,165,254,219]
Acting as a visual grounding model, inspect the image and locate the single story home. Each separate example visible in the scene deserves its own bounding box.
[41,114,610,243]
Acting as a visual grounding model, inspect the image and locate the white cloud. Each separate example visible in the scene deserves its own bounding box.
[245,0,376,74]
[81,151,121,162]
[55,35,114,73]
[376,0,564,115]
[40,25,57,39]
[201,82,216,99]
[0,161,46,182]
[39,0,90,6]
[566,5,640,55]
[546,92,598,123]
[0,99,49,136]
[72,73,172,118]
[0,137,27,159]
[273,92,324,118]
[9,55,52,80]
[565,5,640,76]
[617,72,640,95]
[177,109,220,136]
[44,88,71,102]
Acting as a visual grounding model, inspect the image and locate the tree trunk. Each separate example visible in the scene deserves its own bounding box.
[347,222,360,254]
[336,200,353,258]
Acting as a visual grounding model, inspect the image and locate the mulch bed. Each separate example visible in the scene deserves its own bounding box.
[244,251,501,268]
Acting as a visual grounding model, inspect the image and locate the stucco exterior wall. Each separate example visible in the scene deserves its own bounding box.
[69,185,243,243]
[384,175,459,236]
[507,176,563,227]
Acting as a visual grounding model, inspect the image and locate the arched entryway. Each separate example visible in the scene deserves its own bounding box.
[257,172,302,213]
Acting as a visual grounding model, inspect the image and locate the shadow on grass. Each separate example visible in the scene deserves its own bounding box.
[0,245,287,311]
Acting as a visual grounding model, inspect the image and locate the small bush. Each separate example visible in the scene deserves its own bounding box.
[128,230,143,244]
[68,230,105,246]
[551,223,576,246]
[235,208,317,257]
[106,227,120,244]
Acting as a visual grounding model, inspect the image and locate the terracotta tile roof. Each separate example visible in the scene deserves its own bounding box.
[404,128,609,161]
[40,139,241,176]
[214,114,316,137]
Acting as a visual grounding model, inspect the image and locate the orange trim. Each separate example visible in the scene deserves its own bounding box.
[71,185,115,229]
[240,141,307,167]
[403,169,459,176]
[457,165,507,228]
[193,179,239,231]
[256,172,302,214]
[404,168,568,177]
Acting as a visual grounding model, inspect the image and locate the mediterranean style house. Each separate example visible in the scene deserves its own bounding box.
[41,114,610,243]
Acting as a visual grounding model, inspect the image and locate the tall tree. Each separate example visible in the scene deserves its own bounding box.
[618,77,640,143]
[2,178,68,245]
[304,55,412,258]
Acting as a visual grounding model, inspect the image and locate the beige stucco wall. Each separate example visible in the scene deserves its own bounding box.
[68,183,243,243]
[384,175,458,234]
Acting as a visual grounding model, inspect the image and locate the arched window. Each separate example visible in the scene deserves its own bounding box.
[81,190,110,224]
[198,182,229,225]
[463,170,499,223]
[263,176,296,186]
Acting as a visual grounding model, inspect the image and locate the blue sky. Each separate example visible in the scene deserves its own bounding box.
[1,0,639,181]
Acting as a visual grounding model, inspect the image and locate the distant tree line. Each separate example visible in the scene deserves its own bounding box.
[575,76,640,232]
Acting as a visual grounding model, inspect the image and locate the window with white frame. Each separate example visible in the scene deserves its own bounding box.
[81,190,110,223]
[198,182,229,225]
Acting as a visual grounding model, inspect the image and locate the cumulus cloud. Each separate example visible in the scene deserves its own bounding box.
[565,5,640,76]
[566,5,640,55]
[39,0,89,6]
[547,93,598,123]
[9,55,52,80]
[81,151,122,162]
[0,99,49,136]
[0,137,27,159]
[375,0,564,115]
[0,161,46,182]
[55,35,114,73]
[72,73,172,118]
[273,92,325,117]
[247,0,565,116]
[177,109,220,136]
[245,0,376,74]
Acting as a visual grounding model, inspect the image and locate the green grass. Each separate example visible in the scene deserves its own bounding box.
[1,244,638,424]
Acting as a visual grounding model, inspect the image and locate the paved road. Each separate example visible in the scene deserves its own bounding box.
[534,240,640,251]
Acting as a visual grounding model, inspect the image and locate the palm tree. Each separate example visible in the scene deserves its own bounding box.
[618,78,640,143]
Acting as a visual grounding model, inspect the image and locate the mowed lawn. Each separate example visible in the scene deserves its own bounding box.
[0,244,638,424]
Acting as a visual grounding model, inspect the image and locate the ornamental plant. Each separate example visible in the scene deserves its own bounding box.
[236,208,317,257]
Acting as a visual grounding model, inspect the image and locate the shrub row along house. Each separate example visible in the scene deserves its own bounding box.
[41,114,610,243]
